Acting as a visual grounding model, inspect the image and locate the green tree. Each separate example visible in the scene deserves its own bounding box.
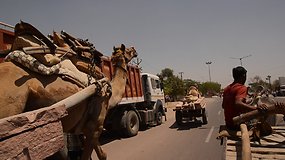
[200,82,221,96]
[248,75,268,91]
[163,75,184,100]
[159,68,184,100]
[160,68,174,79]
[272,79,279,91]
[158,67,222,99]
[183,79,201,94]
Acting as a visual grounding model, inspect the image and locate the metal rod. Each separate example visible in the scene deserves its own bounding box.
[0,21,14,29]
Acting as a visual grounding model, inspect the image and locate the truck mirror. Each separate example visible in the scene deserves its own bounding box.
[160,82,164,90]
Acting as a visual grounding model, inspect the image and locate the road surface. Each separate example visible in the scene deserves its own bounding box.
[92,97,225,160]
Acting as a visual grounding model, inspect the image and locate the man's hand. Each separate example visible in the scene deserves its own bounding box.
[275,102,285,114]
[257,103,268,113]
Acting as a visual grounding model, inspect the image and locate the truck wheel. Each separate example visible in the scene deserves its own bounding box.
[156,111,163,125]
[202,110,208,124]
[124,110,139,137]
[175,110,183,125]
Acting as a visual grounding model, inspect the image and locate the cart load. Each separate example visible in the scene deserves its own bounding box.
[173,97,207,125]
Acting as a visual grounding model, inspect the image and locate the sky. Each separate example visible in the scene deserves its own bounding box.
[1,0,285,88]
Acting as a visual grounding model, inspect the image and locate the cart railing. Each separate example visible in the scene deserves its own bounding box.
[0,77,109,159]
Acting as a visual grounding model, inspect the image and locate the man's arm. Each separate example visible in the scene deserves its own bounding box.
[235,98,268,113]
[235,98,256,112]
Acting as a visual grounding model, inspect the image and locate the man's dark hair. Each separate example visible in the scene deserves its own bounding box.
[232,66,247,80]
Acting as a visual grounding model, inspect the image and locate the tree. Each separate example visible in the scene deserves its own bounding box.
[272,79,279,91]
[158,67,222,100]
[248,75,269,91]
[163,75,184,100]
[160,68,174,80]
[158,68,184,101]
[200,82,221,96]
[183,79,201,95]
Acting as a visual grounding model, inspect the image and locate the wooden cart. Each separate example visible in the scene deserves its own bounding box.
[173,97,207,125]
[221,125,285,160]
[0,80,106,159]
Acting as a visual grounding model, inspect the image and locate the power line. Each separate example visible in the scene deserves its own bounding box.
[230,54,252,66]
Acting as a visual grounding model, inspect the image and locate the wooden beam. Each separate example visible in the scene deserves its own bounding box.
[240,124,251,160]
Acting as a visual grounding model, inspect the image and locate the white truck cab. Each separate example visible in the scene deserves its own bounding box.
[141,73,165,104]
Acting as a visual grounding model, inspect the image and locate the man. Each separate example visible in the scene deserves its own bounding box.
[222,66,267,130]
[185,84,200,102]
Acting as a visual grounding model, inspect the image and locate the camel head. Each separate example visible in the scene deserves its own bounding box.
[111,44,138,70]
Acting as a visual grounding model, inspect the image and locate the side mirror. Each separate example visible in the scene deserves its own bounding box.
[160,82,164,90]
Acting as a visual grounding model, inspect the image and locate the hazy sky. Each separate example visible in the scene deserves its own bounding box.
[1,0,285,87]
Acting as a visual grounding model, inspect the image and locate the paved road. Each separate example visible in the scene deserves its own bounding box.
[92,97,225,160]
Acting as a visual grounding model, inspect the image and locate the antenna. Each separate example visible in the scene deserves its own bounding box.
[230,54,252,66]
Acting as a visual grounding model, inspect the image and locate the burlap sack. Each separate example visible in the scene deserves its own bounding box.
[12,35,60,66]
[69,56,104,79]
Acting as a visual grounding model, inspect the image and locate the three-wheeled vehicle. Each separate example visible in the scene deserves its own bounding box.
[173,97,207,125]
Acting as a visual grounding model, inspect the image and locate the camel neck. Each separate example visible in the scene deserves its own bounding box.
[109,65,128,107]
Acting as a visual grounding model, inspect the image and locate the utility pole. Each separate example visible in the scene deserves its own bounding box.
[132,57,142,71]
[178,72,184,80]
[230,54,252,66]
[206,61,212,82]
[266,75,271,90]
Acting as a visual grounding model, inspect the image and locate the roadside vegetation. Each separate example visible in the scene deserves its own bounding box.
[157,68,279,101]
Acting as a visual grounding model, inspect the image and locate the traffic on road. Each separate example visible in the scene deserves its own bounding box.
[93,97,225,160]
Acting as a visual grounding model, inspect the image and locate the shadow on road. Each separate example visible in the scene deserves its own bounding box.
[169,120,203,130]
[99,127,151,145]
[99,131,123,145]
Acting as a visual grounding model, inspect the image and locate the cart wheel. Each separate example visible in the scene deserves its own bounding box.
[175,110,183,125]
[202,110,208,124]
[156,111,163,125]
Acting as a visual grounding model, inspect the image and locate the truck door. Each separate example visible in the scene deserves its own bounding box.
[149,78,164,102]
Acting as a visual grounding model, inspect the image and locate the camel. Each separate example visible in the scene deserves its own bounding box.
[108,46,137,108]
[0,43,137,160]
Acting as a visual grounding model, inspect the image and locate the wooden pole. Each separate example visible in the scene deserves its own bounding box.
[240,124,251,160]
[233,103,285,125]
[48,77,109,109]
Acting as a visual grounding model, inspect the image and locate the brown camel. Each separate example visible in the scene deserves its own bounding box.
[0,43,137,160]
[108,46,137,108]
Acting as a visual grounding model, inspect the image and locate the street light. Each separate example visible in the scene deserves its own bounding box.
[230,54,252,66]
[206,61,212,82]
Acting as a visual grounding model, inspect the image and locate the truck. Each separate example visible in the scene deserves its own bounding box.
[101,59,166,137]
[0,22,15,62]
[278,77,285,96]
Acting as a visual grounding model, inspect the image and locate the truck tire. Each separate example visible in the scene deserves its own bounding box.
[202,109,208,125]
[175,110,183,125]
[124,110,139,137]
[156,111,163,125]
